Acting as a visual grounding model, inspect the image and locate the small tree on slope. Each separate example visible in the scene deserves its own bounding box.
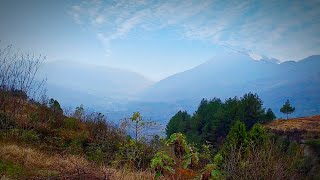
[280,100,295,120]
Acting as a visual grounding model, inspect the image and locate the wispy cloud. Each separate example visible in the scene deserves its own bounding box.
[69,0,320,61]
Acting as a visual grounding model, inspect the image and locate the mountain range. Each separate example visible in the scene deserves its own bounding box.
[138,53,320,119]
[39,53,320,125]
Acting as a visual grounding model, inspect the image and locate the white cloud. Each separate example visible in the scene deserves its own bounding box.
[69,0,320,61]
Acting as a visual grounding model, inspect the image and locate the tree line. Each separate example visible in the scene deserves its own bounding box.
[166,93,276,148]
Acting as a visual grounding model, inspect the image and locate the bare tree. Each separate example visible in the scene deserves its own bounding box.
[121,112,157,143]
[0,43,47,113]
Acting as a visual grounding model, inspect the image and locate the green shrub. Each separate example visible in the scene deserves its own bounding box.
[150,151,175,177]
[64,117,78,130]
[86,148,106,164]
[201,163,224,180]
[21,130,40,142]
[248,123,267,146]
[0,159,27,178]
[306,139,320,154]
[199,143,213,165]
[0,112,16,133]
[287,141,300,155]
[113,138,155,170]
[275,135,290,152]
[68,139,84,154]
[222,121,248,156]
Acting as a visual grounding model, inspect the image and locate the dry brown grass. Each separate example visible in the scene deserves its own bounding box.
[109,168,194,180]
[105,168,156,180]
[0,142,100,177]
[0,143,89,170]
[0,142,163,179]
[265,115,320,133]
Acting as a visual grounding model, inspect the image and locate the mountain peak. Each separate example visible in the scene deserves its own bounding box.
[260,58,281,64]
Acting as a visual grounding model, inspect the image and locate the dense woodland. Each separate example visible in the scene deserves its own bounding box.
[0,45,319,179]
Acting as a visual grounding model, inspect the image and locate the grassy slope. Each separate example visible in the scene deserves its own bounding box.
[0,142,157,179]
[265,115,320,133]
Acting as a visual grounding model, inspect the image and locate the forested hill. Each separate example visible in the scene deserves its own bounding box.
[165,93,276,148]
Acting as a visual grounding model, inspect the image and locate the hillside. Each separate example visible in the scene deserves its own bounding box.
[1,89,318,179]
[266,115,320,134]
[265,115,320,177]
[0,142,156,179]
[0,90,161,179]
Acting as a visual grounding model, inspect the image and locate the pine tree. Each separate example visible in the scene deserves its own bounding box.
[240,93,265,129]
[280,100,295,120]
[165,111,190,138]
[222,120,248,155]
[264,108,276,123]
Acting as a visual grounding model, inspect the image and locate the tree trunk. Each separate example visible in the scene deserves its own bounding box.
[135,122,138,143]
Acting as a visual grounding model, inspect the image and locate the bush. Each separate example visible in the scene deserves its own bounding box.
[21,130,40,142]
[150,151,175,177]
[86,148,106,164]
[64,117,78,130]
[68,139,85,154]
[0,159,27,178]
[220,124,304,179]
[151,133,201,178]
[306,139,320,154]
[114,139,155,170]
[248,123,267,146]
[0,112,16,133]
[272,134,289,152]
[222,121,248,156]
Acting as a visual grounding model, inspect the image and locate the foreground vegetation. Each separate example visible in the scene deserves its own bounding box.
[1,89,319,179]
[0,45,318,179]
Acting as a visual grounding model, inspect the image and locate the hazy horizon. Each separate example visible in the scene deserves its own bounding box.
[1,0,320,81]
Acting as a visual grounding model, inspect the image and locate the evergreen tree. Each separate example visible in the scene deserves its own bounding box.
[223,120,248,154]
[264,108,276,123]
[48,98,63,128]
[248,123,267,146]
[280,100,295,120]
[240,93,265,129]
[166,93,274,149]
[48,98,63,115]
[166,111,190,138]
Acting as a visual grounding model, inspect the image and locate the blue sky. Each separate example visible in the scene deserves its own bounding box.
[1,0,319,80]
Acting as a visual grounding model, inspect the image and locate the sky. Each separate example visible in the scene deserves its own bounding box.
[0,0,319,81]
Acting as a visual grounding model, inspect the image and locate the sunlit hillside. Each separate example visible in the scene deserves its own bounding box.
[266,115,320,134]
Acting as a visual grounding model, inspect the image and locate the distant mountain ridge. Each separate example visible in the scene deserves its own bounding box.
[138,53,320,118]
[38,60,153,107]
[38,54,320,123]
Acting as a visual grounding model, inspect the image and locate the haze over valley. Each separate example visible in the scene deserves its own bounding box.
[39,53,320,126]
